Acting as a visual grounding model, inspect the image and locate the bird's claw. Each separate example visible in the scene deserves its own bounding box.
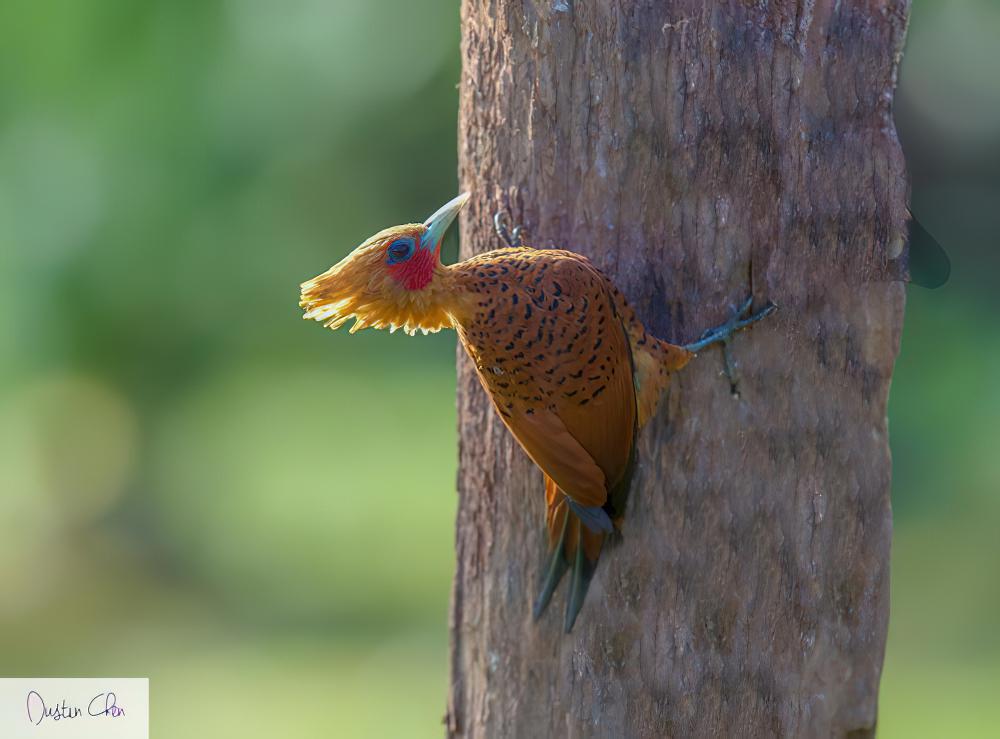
[735,294,754,319]
[721,343,740,398]
[718,301,747,397]
[493,211,524,248]
[682,295,777,397]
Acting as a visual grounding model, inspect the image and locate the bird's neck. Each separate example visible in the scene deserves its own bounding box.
[388,263,475,334]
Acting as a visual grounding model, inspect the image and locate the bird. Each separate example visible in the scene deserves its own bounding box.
[299,192,775,631]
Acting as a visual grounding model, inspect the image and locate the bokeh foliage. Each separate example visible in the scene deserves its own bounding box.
[0,1,997,736]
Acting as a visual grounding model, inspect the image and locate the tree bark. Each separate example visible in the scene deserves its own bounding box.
[449,2,909,737]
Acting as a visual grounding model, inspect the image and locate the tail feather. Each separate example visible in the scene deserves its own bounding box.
[533,510,569,620]
[564,527,599,632]
[534,476,606,631]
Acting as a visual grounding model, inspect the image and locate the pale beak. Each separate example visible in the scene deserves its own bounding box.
[421,192,470,253]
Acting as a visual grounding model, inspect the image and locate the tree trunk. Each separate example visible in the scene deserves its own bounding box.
[448,2,909,737]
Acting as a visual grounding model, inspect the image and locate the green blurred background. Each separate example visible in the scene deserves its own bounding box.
[0,1,996,736]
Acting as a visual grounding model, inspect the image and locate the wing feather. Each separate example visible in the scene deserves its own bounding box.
[465,253,638,509]
[504,407,608,507]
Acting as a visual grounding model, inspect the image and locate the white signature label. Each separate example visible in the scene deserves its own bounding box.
[0,679,148,739]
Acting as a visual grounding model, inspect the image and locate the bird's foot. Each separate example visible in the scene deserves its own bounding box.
[493,211,524,248]
[682,296,777,397]
[684,296,776,354]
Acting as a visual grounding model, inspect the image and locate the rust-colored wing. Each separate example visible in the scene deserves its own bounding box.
[458,250,638,510]
[546,272,637,494]
[507,406,608,507]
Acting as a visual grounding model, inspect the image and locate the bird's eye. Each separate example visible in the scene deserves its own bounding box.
[386,238,415,264]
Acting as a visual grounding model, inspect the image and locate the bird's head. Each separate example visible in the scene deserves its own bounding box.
[300,192,469,335]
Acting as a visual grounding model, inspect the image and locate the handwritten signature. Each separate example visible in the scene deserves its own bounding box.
[25,690,125,725]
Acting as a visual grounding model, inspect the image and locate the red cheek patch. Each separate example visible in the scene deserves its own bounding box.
[388,247,437,291]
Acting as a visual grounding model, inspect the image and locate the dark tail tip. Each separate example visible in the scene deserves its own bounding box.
[534,513,570,621]
[564,542,597,633]
[533,551,569,621]
[534,509,604,631]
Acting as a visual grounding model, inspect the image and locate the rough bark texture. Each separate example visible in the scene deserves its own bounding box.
[448,2,909,737]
